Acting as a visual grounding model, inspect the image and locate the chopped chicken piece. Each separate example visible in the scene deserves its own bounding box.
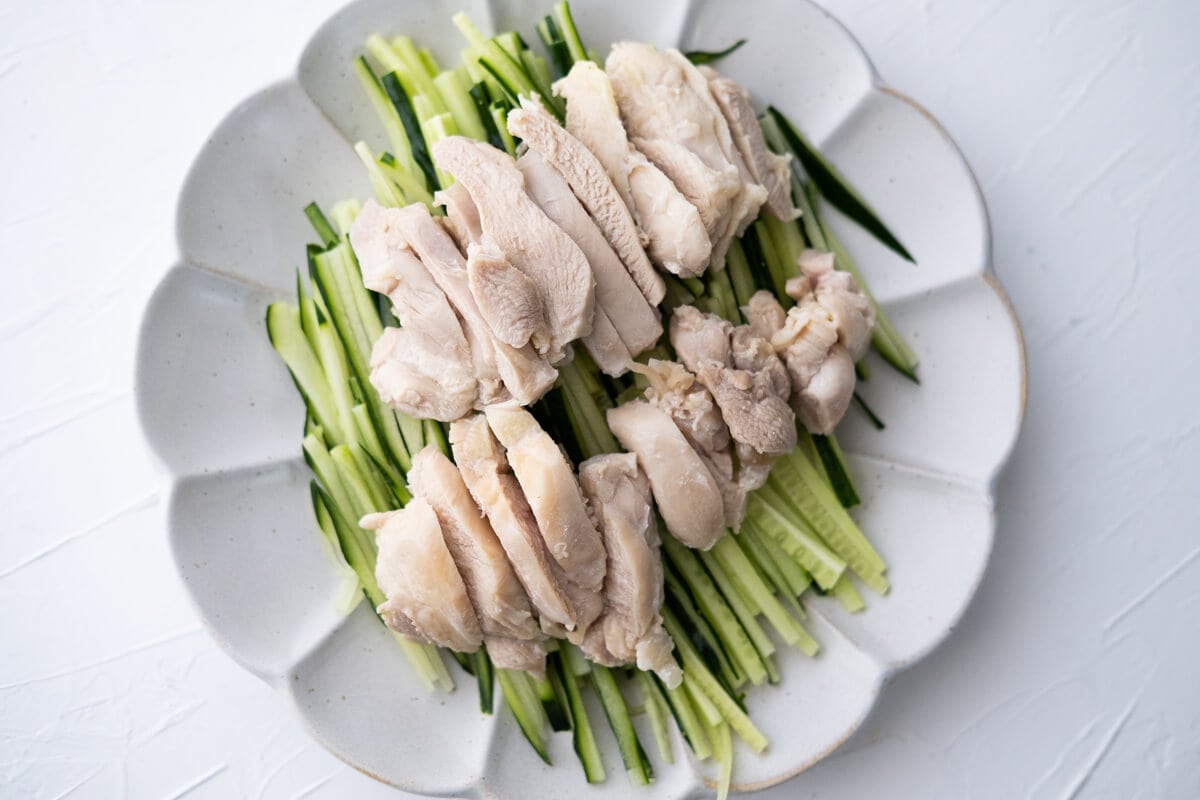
[408,446,544,672]
[364,500,482,653]
[789,250,876,360]
[743,290,788,345]
[583,308,635,377]
[484,405,606,641]
[432,136,595,364]
[517,149,662,368]
[606,43,766,268]
[554,61,711,276]
[699,67,799,221]
[607,400,726,550]
[669,304,733,368]
[450,415,577,632]
[506,98,665,307]
[577,453,682,687]
[772,300,856,435]
[434,181,483,250]
[368,328,477,421]
[671,306,796,456]
[466,237,548,351]
[391,203,556,406]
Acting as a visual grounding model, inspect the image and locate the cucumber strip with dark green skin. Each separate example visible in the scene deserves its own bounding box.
[469,81,508,151]
[497,669,552,765]
[351,56,419,180]
[811,433,861,507]
[853,391,886,430]
[684,38,747,65]
[537,660,571,731]
[473,647,495,714]
[591,665,653,784]
[303,202,339,249]
[553,1,588,64]
[737,222,776,293]
[451,650,475,676]
[558,655,605,781]
[697,551,772,686]
[765,105,915,263]
[537,17,573,78]
[381,72,439,192]
[663,563,743,689]
[657,674,711,760]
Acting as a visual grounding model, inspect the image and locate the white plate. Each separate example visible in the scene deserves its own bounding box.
[135,0,1026,796]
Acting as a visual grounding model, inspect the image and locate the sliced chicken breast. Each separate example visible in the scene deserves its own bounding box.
[434,181,483,250]
[450,414,576,631]
[432,135,595,364]
[577,453,682,687]
[363,500,482,653]
[700,66,799,221]
[517,148,662,363]
[466,237,548,351]
[607,400,726,550]
[368,327,478,421]
[506,97,666,307]
[391,203,556,405]
[407,446,543,671]
[554,60,711,276]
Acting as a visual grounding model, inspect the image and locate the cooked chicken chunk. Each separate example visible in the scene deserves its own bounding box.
[392,203,556,406]
[484,405,606,640]
[434,180,483,250]
[789,249,876,360]
[554,61,711,277]
[363,500,482,653]
[449,415,576,632]
[700,67,799,221]
[606,43,766,268]
[432,136,595,364]
[466,237,548,351]
[583,309,635,377]
[407,446,544,672]
[577,454,682,687]
[506,98,665,307]
[670,306,796,457]
[773,301,857,435]
[517,149,662,368]
[743,290,788,341]
[368,328,477,421]
[607,400,726,550]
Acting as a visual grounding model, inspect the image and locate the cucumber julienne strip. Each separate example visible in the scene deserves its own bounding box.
[811,432,861,508]
[558,652,606,782]
[592,665,653,785]
[765,105,915,263]
[684,38,748,66]
[381,72,439,192]
[636,671,674,764]
[266,303,349,445]
[747,488,846,590]
[497,669,552,764]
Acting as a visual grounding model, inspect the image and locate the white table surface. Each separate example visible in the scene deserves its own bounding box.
[4,0,1198,797]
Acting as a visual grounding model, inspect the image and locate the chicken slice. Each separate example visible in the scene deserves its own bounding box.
[432,136,596,364]
[517,149,662,365]
[632,358,747,529]
[584,308,635,377]
[449,415,576,632]
[607,43,765,268]
[607,400,726,550]
[392,203,555,405]
[700,66,799,221]
[407,446,544,672]
[434,181,483,251]
[506,98,665,307]
[363,500,482,653]
[466,237,548,351]
[554,60,711,277]
[350,201,478,420]
[368,328,477,421]
[577,454,682,687]
[483,405,606,640]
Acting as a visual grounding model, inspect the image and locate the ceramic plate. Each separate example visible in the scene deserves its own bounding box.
[136,0,1026,796]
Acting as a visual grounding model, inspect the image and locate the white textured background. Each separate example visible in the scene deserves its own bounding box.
[3,0,1198,797]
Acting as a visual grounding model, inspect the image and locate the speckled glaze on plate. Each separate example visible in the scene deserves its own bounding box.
[135,0,1026,796]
